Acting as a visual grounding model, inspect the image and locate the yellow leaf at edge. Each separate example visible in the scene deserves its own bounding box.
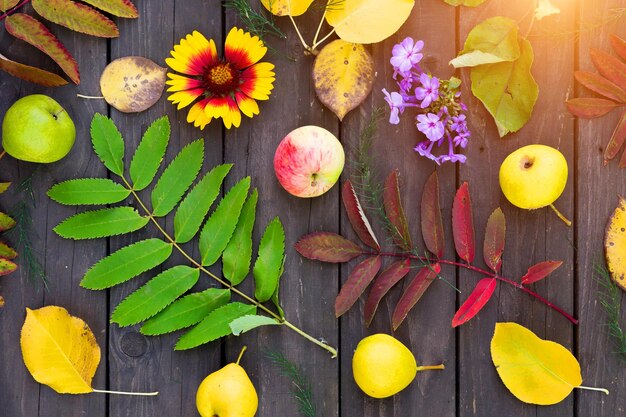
[535,0,560,20]
[260,0,313,16]
[313,40,375,120]
[21,306,101,394]
[325,0,415,44]
[491,322,582,405]
[605,197,626,291]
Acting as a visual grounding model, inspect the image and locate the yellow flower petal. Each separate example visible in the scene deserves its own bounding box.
[187,99,213,130]
[168,89,204,109]
[235,92,260,118]
[225,27,267,69]
[167,31,218,76]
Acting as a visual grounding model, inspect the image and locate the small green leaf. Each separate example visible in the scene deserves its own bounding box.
[54,207,149,240]
[151,139,204,217]
[0,242,18,260]
[81,238,172,289]
[90,113,125,176]
[175,302,256,350]
[223,189,258,285]
[111,265,200,326]
[174,164,232,243]
[0,258,17,276]
[0,183,10,194]
[141,288,231,336]
[130,116,170,191]
[47,178,130,205]
[254,217,285,302]
[0,212,16,232]
[230,315,281,336]
[199,177,251,266]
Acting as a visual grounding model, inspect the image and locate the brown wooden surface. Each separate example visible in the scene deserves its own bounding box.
[0,0,625,416]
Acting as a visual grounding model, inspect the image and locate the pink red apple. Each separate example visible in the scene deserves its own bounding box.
[274,126,344,198]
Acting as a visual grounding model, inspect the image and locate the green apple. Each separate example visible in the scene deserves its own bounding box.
[2,94,76,163]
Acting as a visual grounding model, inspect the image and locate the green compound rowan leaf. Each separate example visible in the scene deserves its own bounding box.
[130,116,170,191]
[111,265,200,326]
[175,302,256,350]
[81,238,172,289]
[223,189,258,285]
[230,315,280,336]
[80,0,138,18]
[53,207,148,240]
[47,178,130,205]
[141,288,231,336]
[151,139,204,217]
[31,0,119,38]
[254,217,286,302]
[91,113,125,176]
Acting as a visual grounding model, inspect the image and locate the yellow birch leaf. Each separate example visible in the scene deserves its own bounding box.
[605,197,626,291]
[260,0,313,16]
[535,0,560,20]
[313,39,374,120]
[20,306,100,394]
[325,0,415,44]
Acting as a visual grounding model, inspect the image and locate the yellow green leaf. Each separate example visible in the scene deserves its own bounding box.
[450,17,520,68]
[605,197,626,291]
[444,0,487,6]
[260,0,313,16]
[20,306,100,394]
[325,0,415,44]
[0,53,68,87]
[313,39,374,120]
[0,0,19,12]
[535,0,560,20]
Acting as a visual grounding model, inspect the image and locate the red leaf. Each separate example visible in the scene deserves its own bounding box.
[80,0,139,18]
[0,242,17,260]
[421,171,444,258]
[0,53,67,86]
[452,182,475,263]
[0,212,16,232]
[590,48,626,91]
[295,232,363,263]
[5,14,80,84]
[342,181,380,251]
[605,110,626,164]
[574,71,626,103]
[384,170,412,251]
[363,259,411,326]
[521,260,563,285]
[451,278,497,327]
[566,98,620,119]
[0,0,19,12]
[391,264,440,330]
[335,256,382,317]
[611,34,626,62]
[483,207,505,273]
[32,0,119,38]
[0,258,17,276]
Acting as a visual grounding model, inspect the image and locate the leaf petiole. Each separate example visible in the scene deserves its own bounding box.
[575,385,609,395]
[92,389,159,396]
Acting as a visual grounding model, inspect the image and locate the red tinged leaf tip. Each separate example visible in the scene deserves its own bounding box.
[295,232,363,263]
[590,48,626,91]
[483,207,506,273]
[31,0,120,38]
[521,260,563,285]
[611,34,626,62]
[421,171,445,258]
[383,170,412,251]
[342,181,380,251]
[363,259,411,326]
[565,98,620,119]
[80,0,139,18]
[452,277,497,327]
[452,182,475,263]
[604,111,626,164]
[391,264,440,330]
[0,212,16,233]
[335,256,382,317]
[0,242,18,260]
[0,258,18,276]
[0,53,68,87]
[574,71,626,103]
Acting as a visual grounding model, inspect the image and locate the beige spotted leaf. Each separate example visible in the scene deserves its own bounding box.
[605,196,626,291]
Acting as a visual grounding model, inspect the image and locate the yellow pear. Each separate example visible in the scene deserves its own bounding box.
[196,347,258,417]
[352,334,444,399]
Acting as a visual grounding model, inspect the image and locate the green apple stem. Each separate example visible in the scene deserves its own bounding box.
[549,204,572,226]
[575,385,609,395]
[236,346,248,365]
[416,364,445,372]
[92,389,159,396]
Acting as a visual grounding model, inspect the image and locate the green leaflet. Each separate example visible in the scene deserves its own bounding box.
[174,164,232,244]
[130,116,170,191]
[151,139,204,217]
[81,238,172,289]
[0,258,17,276]
[451,17,520,68]
[0,242,17,260]
[111,265,200,326]
[175,302,256,350]
[91,113,125,176]
[141,288,231,336]
[53,207,149,240]
[0,183,10,194]
[230,315,280,336]
[47,178,130,205]
[254,217,285,302]
[199,177,251,266]
[271,256,286,319]
[223,188,258,285]
[0,212,16,232]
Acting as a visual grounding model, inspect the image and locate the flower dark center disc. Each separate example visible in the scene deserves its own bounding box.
[204,62,239,96]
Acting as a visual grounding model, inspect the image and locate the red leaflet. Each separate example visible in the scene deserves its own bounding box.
[5,14,80,84]
[335,256,382,317]
[295,232,363,263]
[31,0,119,38]
[565,98,620,119]
[392,264,440,330]
[342,181,380,251]
[452,182,475,263]
[620,146,626,169]
[0,259,18,276]
[452,278,497,327]
[590,48,626,91]
[483,208,505,273]
[363,259,411,326]
[521,260,563,285]
[604,111,626,164]
[0,53,67,87]
[421,171,444,258]
[574,71,626,103]
[611,34,626,62]
[384,170,412,251]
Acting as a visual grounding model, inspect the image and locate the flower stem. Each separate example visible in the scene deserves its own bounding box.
[549,203,572,226]
[0,0,31,21]
[416,364,445,372]
[92,389,159,396]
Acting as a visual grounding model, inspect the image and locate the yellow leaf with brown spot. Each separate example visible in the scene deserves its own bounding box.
[20,306,101,394]
[100,56,166,113]
[605,197,626,291]
[260,0,313,16]
[313,40,374,121]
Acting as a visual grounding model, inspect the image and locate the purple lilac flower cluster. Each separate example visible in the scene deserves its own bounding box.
[383,37,470,164]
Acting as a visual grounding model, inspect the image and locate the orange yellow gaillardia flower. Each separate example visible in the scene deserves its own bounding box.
[165,27,275,129]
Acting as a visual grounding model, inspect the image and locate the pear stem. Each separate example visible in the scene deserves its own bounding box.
[549,204,572,226]
[575,385,610,395]
[0,150,6,162]
[416,364,445,372]
[236,346,248,365]
[92,389,159,396]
